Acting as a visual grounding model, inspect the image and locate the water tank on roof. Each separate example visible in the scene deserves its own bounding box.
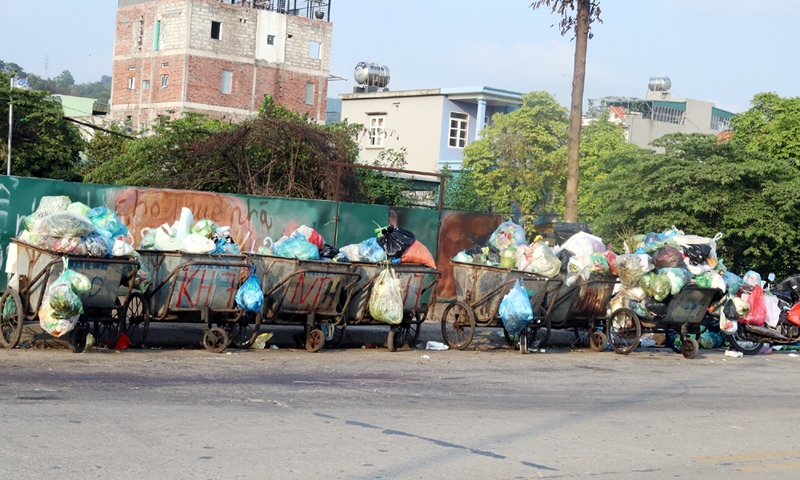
[354,62,391,88]
[648,76,672,92]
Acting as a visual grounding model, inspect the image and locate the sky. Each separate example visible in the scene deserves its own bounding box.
[2,0,800,113]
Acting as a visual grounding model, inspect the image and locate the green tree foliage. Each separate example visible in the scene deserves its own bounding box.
[591,133,800,277]
[1,61,111,103]
[460,91,569,214]
[356,148,412,207]
[0,71,85,181]
[442,165,489,211]
[731,92,800,164]
[577,113,639,223]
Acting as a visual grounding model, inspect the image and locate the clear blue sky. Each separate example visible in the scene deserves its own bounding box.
[1,0,798,113]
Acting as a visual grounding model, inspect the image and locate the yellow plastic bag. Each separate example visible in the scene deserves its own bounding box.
[369,267,404,325]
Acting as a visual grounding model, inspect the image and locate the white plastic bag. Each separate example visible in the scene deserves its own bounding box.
[369,268,404,325]
[154,224,181,251]
[763,294,781,328]
[174,207,194,244]
[112,238,135,257]
[527,242,561,278]
[180,233,216,254]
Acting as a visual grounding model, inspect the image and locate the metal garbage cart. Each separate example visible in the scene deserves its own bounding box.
[137,250,253,353]
[606,286,720,359]
[250,254,362,352]
[345,263,442,352]
[544,274,618,351]
[1,239,140,353]
[440,261,562,353]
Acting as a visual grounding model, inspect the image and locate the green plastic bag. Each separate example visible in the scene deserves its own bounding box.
[651,274,671,302]
[639,272,656,298]
[369,268,404,325]
[696,272,713,288]
[500,246,517,269]
[191,219,217,238]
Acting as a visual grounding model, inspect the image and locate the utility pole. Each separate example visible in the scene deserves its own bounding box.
[7,75,12,176]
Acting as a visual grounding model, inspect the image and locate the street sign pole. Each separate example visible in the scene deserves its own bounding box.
[7,76,12,176]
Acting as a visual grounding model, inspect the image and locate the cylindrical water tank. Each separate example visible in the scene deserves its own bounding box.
[648,76,672,92]
[354,62,391,88]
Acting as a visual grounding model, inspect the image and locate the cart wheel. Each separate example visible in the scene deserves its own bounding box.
[94,300,125,349]
[0,289,24,349]
[123,292,150,349]
[664,334,682,353]
[589,331,607,352]
[306,328,325,352]
[387,328,397,352]
[67,324,90,353]
[390,315,423,352]
[681,336,699,359]
[519,332,528,354]
[441,302,476,350]
[723,327,764,355]
[203,327,229,353]
[226,314,261,349]
[524,309,551,351]
[607,308,641,355]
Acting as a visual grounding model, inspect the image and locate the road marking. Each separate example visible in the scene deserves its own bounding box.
[694,450,800,463]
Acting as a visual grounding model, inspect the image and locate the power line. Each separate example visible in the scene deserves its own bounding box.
[62,117,135,139]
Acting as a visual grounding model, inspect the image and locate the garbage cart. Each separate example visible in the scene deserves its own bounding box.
[1,239,140,353]
[545,274,618,351]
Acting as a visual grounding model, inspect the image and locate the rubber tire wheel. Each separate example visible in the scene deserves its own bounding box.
[306,328,325,353]
[124,292,150,348]
[390,315,423,352]
[525,309,552,351]
[682,336,699,359]
[68,324,90,353]
[664,334,683,353]
[607,308,641,355]
[441,302,476,350]
[724,328,765,355]
[589,331,607,352]
[202,327,229,353]
[0,289,24,349]
[227,314,261,349]
[94,299,125,349]
[387,329,397,352]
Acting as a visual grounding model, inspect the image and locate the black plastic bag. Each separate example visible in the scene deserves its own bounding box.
[320,244,339,259]
[465,245,484,256]
[556,249,573,274]
[377,226,416,258]
[682,244,712,265]
[554,222,592,246]
[644,298,668,318]
[723,298,739,321]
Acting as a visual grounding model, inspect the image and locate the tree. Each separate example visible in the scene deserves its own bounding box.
[591,133,800,278]
[53,70,75,88]
[442,165,490,212]
[461,91,569,215]
[531,0,602,222]
[356,148,412,207]
[0,71,85,181]
[731,92,800,165]
[577,112,639,224]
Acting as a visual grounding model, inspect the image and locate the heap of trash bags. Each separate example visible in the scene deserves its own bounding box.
[37,258,91,338]
[139,207,243,255]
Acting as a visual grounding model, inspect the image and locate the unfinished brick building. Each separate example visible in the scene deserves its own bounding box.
[110,0,332,129]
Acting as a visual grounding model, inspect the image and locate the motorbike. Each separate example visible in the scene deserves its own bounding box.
[724,273,800,355]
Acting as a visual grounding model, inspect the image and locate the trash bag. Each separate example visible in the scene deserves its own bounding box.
[553,222,591,246]
[400,240,437,269]
[180,234,216,254]
[639,272,655,297]
[659,267,688,295]
[82,233,112,257]
[682,244,712,266]
[35,212,95,238]
[376,226,416,257]
[453,251,472,264]
[617,254,654,288]
[500,245,517,269]
[368,268,404,325]
[556,249,572,274]
[358,238,387,262]
[88,206,129,239]
[651,274,671,302]
[742,285,767,326]
[562,231,606,253]
[191,219,216,238]
[292,225,325,250]
[489,221,526,250]
[589,252,609,274]
[695,272,712,288]
[273,237,319,260]
[742,270,762,288]
[644,298,668,318]
[733,297,750,317]
[528,242,561,278]
[722,271,743,296]
[235,267,263,314]
[652,246,682,269]
[710,271,727,293]
[66,202,92,218]
[38,298,78,337]
[720,300,738,333]
[55,258,92,297]
[700,330,723,349]
[48,282,83,319]
[515,244,532,271]
[112,238,135,257]
[23,213,37,232]
[498,278,533,335]
[139,228,157,250]
[787,303,800,327]
[605,245,618,276]
[320,244,339,259]
[35,196,71,216]
[213,236,241,255]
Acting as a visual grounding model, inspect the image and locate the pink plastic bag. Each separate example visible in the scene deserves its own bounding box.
[742,285,766,327]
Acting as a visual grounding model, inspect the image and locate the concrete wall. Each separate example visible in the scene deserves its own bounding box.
[340,93,446,173]
[628,98,723,150]
[439,99,478,165]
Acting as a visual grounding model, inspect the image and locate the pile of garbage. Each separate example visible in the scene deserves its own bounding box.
[719,270,782,335]
[38,258,91,337]
[139,207,242,255]
[18,196,134,258]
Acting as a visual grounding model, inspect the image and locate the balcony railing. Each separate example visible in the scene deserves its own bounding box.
[216,0,331,21]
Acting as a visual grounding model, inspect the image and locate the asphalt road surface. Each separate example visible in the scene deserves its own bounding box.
[1,337,799,479]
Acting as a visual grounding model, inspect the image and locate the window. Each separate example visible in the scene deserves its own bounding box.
[128,65,136,70]
[211,21,221,40]
[449,112,469,148]
[221,70,232,94]
[368,116,385,147]
[309,41,320,59]
[161,74,169,88]
[127,77,135,90]
[651,105,684,125]
[267,35,275,45]
[161,62,169,68]
[304,82,315,105]
[139,122,146,133]
[154,20,161,51]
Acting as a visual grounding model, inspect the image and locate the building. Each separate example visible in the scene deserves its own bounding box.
[51,94,109,140]
[338,87,523,174]
[110,0,332,130]
[625,77,734,149]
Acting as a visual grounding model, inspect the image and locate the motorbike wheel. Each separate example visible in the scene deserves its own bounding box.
[724,327,764,355]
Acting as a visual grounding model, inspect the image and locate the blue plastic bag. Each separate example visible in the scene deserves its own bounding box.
[87,206,129,239]
[213,237,241,255]
[722,271,743,296]
[498,278,533,335]
[358,238,387,262]
[235,267,263,313]
[273,237,320,260]
[489,221,526,250]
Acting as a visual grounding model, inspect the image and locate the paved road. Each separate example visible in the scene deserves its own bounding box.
[1,338,799,479]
